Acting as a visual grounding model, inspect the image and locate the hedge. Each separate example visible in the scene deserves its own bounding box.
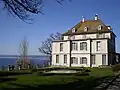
[0,71,32,77]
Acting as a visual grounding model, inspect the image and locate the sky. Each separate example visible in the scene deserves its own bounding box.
[0,0,120,55]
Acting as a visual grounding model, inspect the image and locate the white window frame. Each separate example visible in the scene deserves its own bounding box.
[56,55,59,63]
[96,33,105,38]
[60,43,63,51]
[64,55,67,64]
[98,25,102,30]
[71,57,78,64]
[84,27,88,32]
[72,42,78,51]
[80,57,87,64]
[96,41,101,51]
[72,28,76,33]
[80,42,87,51]
[102,54,106,65]
[91,55,95,64]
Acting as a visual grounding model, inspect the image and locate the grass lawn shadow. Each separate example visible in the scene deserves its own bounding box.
[1,75,112,90]
[0,77,17,83]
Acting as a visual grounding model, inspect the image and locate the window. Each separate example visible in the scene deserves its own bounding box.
[80,42,87,50]
[96,33,105,38]
[102,54,106,65]
[71,57,78,64]
[68,35,75,40]
[60,43,63,51]
[82,35,86,39]
[91,55,95,64]
[56,55,59,63]
[64,55,67,64]
[98,25,102,30]
[72,28,77,33]
[80,57,87,64]
[71,35,75,40]
[72,42,78,51]
[84,27,88,32]
[96,41,101,51]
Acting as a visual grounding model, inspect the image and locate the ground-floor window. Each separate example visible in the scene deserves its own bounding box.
[71,57,78,64]
[80,57,87,64]
[64,55,67,64]
[91,55,95,64]
[102,54,106,65]
[56,55,59,63]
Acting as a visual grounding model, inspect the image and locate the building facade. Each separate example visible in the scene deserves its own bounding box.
[52,14,117,67]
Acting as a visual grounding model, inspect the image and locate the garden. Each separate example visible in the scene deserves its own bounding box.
[0,65,119,90]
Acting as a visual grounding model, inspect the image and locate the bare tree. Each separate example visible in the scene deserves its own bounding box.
[38,32,62,65]
[1,0,72,23]
[17,37,31,69]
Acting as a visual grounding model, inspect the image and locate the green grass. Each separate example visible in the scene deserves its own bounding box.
[0,68,114,90]
[89,68,113,77]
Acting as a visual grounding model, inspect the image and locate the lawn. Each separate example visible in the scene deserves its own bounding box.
[0,68,114,90]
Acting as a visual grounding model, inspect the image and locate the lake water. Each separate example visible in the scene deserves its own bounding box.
[0,55,50,67]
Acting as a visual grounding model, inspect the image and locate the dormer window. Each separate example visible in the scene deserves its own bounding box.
[98,25,102,30]
[84,27,88,32]
[72,28,77,33]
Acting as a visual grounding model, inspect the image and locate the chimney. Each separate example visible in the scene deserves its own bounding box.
[94,14,98,20]
[81,16,85,22]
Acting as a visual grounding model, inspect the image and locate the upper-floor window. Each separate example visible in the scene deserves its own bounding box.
[96,33,105,38]
[71,57,78,64]
[84,27,88,32]
[72,28,77,33]
[98,25,102,30]
[72,42,78,51]
[80,42,87,51]
[68,35,75,40]
[82,34,86,39]
[96,41,101,51]
[56,55,59,63]
[60,43,63,51]
[80,57,87,64]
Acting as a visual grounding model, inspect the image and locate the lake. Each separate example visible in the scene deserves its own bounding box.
[0,55,50,67]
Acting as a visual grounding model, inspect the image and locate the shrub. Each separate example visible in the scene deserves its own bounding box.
[31,69,37,72]
[0,71,32,77]
[112,64,120,72]
[75,72,89,76]
[85,69,91,72]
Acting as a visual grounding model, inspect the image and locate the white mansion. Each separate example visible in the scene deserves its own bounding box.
[52,14,119,67]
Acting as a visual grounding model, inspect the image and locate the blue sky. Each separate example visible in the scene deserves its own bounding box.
[0,0,120,55]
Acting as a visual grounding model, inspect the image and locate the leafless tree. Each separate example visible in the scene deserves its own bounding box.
[17,37,31,69]
[38,32,62,65]
[1,0,72,23]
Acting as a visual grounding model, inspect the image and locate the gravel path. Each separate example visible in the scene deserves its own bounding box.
[106,75,120,90]
[94,74,120,90]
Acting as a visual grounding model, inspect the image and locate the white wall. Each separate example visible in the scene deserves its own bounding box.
[63,32,111,40]
[52,32,110,67]
[52,41,70,54]
[91,39,108,54]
